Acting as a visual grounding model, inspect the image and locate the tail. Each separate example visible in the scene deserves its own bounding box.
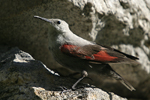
[119,78,135,91]
[92,64,135,91]
[110,69,135,91]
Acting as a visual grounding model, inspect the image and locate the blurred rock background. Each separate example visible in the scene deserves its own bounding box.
[0,0,150,100]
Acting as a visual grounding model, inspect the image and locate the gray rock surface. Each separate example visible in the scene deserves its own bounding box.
[112,44,150,73]
[0,0,150,99]
[0,47,127,100]
[70,0,150,73]
[33,87,127,100]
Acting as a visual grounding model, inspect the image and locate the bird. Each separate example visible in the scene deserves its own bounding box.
[34,15,139,91]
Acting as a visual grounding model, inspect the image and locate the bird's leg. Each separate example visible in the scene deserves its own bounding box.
[59,71,88,94]
[72,70,88,90]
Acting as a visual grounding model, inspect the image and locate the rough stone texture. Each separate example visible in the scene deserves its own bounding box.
[0,47,127,100]
[0,0,150,99]
[70,0,150,72]
[33,87,127,100]
[112,44,150,73]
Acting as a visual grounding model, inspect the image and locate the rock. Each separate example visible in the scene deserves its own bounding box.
[0,0,149,73]
[0,0,150,99]
[70,0,150,73]
[112,44,150,73]
[0,46,127,100]
[33,87,127,100]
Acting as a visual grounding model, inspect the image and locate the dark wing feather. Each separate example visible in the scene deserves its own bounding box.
[101,45,139,60]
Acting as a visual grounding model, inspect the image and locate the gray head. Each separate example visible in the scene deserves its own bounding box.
[34,16,70,33]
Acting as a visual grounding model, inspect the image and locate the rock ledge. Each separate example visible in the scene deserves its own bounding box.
[0,47,127,100]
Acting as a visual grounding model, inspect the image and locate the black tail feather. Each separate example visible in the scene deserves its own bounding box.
[101,45,139,60]
[113,49,139,60]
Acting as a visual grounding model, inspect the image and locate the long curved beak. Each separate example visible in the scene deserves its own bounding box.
[34,16,52,23]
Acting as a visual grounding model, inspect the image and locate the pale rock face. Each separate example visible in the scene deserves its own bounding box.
[69,0,150,37]
[112,44,150,73]
[69,0,150,74]
[134,47,150,73]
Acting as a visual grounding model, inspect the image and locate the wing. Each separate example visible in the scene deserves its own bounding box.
[100,45,139,60]
[60,44,138,63]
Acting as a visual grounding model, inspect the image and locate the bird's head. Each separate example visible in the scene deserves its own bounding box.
[34,16,69,33]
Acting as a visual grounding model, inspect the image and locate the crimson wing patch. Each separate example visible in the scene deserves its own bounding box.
[60,44,121,63]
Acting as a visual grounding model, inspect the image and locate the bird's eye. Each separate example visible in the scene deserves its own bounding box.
[57,21,61,24]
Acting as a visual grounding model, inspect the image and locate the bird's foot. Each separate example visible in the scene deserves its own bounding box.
[59,86,72,95]
[60,70,90,94]
[72,83,96,90]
